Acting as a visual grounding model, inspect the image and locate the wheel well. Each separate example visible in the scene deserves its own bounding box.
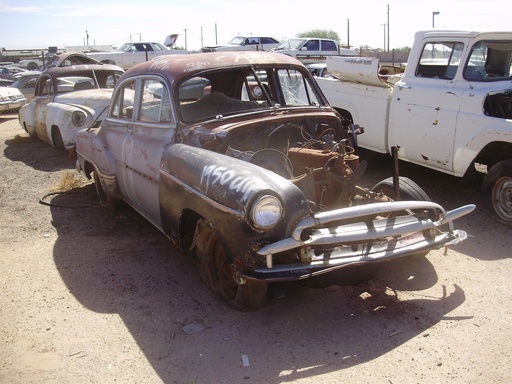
[333,108,353,123]
[81,161,95,180]
[460,141,512,190]
[179,209,202,252]
[51,125,64,149]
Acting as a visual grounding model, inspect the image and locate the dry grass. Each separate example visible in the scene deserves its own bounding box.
[50,170,89,192]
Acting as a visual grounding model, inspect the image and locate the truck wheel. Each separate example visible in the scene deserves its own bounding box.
[372,176,432,258]
[483,160,512,227]
[372,176,431,202]
[194,218,268,311]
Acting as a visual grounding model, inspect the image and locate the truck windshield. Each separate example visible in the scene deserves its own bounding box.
[464,40,512,81]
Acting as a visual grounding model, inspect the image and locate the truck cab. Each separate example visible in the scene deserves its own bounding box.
[317,30,512,226]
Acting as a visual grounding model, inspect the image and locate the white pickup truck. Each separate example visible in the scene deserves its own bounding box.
[317,30,512,226]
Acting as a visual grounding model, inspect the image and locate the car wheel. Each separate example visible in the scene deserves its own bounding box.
[372,176,433,258]
[483,160,512,227]
[27,62,39,71]
[194,218,268,311]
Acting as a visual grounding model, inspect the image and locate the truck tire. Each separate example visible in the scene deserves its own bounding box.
[372,176,431,202]
[194,218,268,311]
[483,160,512,227]
[372,176,432,258]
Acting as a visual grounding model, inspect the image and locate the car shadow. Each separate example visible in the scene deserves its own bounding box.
[49,185,470,383]
[3,132,74,172]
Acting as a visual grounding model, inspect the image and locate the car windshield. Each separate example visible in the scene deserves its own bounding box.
[178,67,322,123]
[277,39,305,50]
[118,43,132,52]
[227,37,245,45]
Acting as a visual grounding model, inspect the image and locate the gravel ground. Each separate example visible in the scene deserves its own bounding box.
[1,113,511,384]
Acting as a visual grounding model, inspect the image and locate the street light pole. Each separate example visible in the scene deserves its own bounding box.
[432,11,440,28]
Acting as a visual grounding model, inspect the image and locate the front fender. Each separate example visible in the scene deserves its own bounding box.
[159,143,310,256]
[18,103,36,136]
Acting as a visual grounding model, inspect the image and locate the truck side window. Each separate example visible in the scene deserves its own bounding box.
[464,40,512,81]
[416,42,463,80]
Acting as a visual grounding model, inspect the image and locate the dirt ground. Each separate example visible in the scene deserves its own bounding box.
[0,113,511,384]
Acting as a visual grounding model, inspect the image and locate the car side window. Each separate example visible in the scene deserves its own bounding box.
[111,80,136,119]
[38,76,54,96]
[321,40,337,51]
[139,79,174,123]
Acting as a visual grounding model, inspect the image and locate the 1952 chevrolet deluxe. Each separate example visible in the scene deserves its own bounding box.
[76,51,474,310]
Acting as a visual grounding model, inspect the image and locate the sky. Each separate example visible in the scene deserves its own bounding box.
[1,0,512,52]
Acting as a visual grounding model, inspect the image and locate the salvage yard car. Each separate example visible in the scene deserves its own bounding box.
[76,52,474,310]
[0,85,26,112]
[18,53,124,153]
[202,36,281,52]
[85,34,188,70]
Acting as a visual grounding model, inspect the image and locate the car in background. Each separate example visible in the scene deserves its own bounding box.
[75,51,474,310]
[1,65,27,80]
[0,86,26,112]
[85,34,188,70]
[10,71,40,102]
[273,38,357,63]
[19,52,124,153]
[202,36,281,52]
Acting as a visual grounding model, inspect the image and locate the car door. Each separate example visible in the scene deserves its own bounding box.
[387,40,467,173]
[32,74,55,143]
[106,76,176,227]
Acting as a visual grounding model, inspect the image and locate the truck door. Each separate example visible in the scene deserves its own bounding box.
[388,41,466,173]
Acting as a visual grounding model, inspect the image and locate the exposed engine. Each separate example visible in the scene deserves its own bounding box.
[228,127,388,212]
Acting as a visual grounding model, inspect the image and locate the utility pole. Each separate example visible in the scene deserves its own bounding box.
[387,4,390,52]
[347,18,350,48]
[381,24,386,51]
[184,29,188,50]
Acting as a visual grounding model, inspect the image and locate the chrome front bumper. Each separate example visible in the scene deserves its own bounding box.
[245,201,475,281]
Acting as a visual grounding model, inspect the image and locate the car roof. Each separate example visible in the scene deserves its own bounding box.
[122,51,305,84]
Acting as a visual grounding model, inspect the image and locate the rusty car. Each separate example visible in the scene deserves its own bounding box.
[18,53,124,153]
[75,51,475,310]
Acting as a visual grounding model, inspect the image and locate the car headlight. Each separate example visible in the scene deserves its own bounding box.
[72,111,86,126]
[250,194,283,230]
